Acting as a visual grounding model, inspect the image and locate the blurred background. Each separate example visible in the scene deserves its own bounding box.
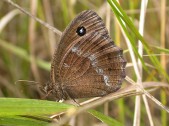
[0,0,169,126]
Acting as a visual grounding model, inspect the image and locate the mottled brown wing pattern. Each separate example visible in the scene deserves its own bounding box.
[62,35,126,98]
[48,10,126,100]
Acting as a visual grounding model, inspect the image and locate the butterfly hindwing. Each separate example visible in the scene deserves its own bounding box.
[49,10,126,99]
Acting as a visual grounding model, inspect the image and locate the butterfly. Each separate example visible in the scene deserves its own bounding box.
[43,10,126,100]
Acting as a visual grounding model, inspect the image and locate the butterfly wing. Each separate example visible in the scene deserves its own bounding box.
[50,10,126,99]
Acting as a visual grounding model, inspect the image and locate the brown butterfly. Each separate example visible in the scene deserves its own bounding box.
[43,10,126,100]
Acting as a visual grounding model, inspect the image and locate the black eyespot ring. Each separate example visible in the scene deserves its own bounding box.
[76,26,86,36]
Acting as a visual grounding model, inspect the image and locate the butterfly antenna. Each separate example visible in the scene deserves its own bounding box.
[15,80,40,85]
[15,80,43,90]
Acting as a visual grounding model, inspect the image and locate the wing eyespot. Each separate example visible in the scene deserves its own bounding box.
[76,26,86,36]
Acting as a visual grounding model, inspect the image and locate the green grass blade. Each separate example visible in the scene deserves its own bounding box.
[0,39,50,71]
[0,116,50,126]
[152,46,169,54]
[107,0,169,81]
[0,98,73,116]
[88,109,122,126]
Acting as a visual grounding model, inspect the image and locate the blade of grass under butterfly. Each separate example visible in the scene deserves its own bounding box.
[0,98,73,116]
[0,116,51,126]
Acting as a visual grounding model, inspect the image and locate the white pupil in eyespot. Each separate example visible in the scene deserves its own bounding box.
[79,28,84,33]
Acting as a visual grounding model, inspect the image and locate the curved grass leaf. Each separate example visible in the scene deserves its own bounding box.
[89,110,122,126]
[107,0,169,81]
[0,116,50,126]
[0,98,73,116]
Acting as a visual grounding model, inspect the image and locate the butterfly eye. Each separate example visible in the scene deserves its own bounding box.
[76,26,86,36]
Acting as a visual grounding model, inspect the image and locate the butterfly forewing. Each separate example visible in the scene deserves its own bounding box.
[49,10,126,100]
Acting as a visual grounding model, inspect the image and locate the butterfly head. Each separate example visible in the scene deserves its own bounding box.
[41,81,67,100]
[40,81,53,96]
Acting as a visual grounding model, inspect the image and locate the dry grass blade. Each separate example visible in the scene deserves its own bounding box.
[126,76,169,113]
[29,0,40,83]
[3,0,62,36]
[42,0,57,55]
[134,0,153,126]
[0,9,20,33]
